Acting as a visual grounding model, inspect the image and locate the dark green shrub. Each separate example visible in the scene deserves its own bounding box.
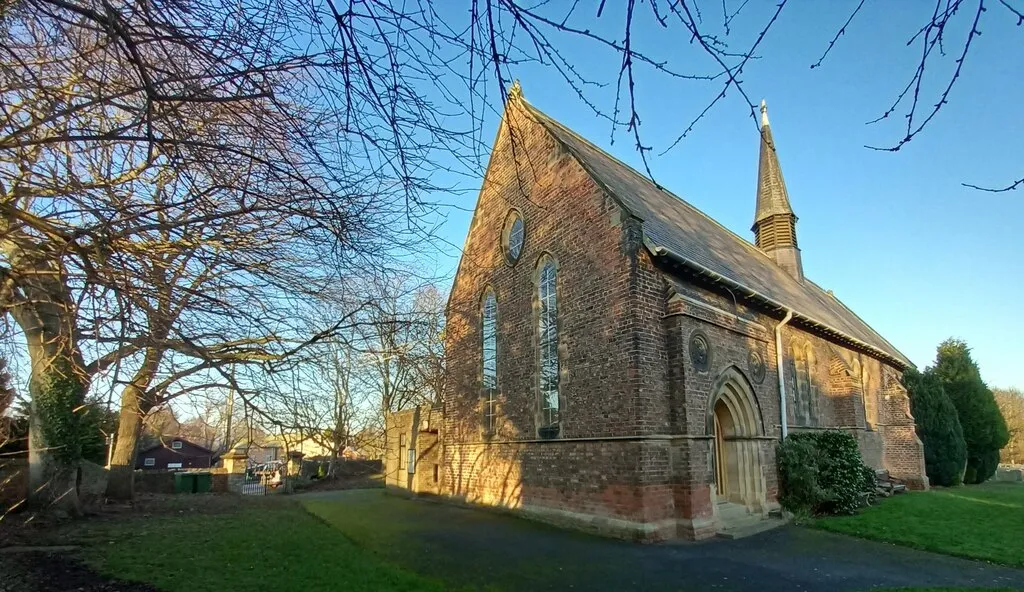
[932,339,1009,483]
[966,449,1001,485]
[776,436,822,512]
[777,430,873,516]
[904,368,967,486]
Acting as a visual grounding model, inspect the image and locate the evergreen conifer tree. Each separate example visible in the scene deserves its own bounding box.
[931,339,1009,483]
[903,367,967,485]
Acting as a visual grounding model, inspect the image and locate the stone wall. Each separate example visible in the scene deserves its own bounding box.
[385,405,442,495]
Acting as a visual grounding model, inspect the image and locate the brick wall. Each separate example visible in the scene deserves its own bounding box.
[444,98,673,443]
[442,97,678,538]
[439,95,926,541]
[878,372,929,488]
[662,278,780,521]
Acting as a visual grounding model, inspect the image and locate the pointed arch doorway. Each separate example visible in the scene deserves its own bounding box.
[709,367,766,512]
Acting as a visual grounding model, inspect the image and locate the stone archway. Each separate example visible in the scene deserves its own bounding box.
[708,366,766,512]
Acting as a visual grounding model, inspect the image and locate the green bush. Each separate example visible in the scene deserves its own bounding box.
[776,436,822,512]
[932,339,1009,484]
[904,368,967,486]
[777,430,873,516]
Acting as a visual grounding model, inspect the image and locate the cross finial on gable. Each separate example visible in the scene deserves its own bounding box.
[508,79,523,102]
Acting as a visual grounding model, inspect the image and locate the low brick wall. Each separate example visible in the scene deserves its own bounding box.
[336,459,381,476]
[211,469,229,493]
[301,458,382,478]
[135,470,176,494]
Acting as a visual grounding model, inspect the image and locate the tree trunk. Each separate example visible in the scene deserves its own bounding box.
[23,325,89,515]
[106,348,163,500]
[6,251,90,514]
[27,364,87,515]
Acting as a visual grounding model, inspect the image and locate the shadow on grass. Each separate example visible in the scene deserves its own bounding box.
[302,489,604,591]
[59,495,452,592]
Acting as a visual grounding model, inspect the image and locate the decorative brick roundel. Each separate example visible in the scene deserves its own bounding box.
[689,332,711,372]
[749,350,766,384]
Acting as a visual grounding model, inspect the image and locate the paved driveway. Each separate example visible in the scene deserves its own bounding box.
[302,490,1024,591]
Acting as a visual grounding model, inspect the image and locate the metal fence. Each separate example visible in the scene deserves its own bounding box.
[241,469,273,495]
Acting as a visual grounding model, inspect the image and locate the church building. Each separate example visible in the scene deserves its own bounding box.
[429,84,926,541]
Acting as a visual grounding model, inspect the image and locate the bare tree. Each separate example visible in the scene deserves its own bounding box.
[0,0,435,508]
[4,0,1018,512]
[354,276,443,419]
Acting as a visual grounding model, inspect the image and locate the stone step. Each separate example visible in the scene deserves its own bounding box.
[715,503,751,522]
[717,517,786,540]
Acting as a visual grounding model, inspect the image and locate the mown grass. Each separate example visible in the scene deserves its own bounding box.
[814,482,1024,568]
[69,496,449,592]
[302,490,575,591]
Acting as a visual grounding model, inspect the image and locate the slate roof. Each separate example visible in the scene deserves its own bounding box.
[138,437,215,455]
[520,99,911,368]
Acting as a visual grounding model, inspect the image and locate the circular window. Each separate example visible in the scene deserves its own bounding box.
[502,210,525,264]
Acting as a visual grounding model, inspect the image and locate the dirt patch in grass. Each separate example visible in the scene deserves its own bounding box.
[1,493,288,548]
[0,551,158,592]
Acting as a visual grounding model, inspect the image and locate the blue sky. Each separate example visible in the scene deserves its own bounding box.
[424,2,1024,389]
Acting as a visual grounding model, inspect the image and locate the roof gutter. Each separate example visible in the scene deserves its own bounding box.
[775,309,794,440]
[646,242,909,370]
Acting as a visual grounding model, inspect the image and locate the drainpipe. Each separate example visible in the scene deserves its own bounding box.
[775,309,794,440]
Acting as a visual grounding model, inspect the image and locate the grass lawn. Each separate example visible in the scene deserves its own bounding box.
[31,488,1021,592]
[64,496,450,592]
[814,482,1024,568]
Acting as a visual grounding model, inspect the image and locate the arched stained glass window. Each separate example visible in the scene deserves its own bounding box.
[537,257,559,437]
[791,341,816,426]
[482,289,498,433]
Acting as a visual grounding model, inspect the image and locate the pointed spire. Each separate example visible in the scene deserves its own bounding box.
[752,100,803,281]
[752,99,795,227]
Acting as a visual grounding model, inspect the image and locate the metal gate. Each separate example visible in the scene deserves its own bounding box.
[241,467,272,495]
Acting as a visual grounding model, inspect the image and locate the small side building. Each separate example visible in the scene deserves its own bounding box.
[136,438,216,470]
[384,405,442,495]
